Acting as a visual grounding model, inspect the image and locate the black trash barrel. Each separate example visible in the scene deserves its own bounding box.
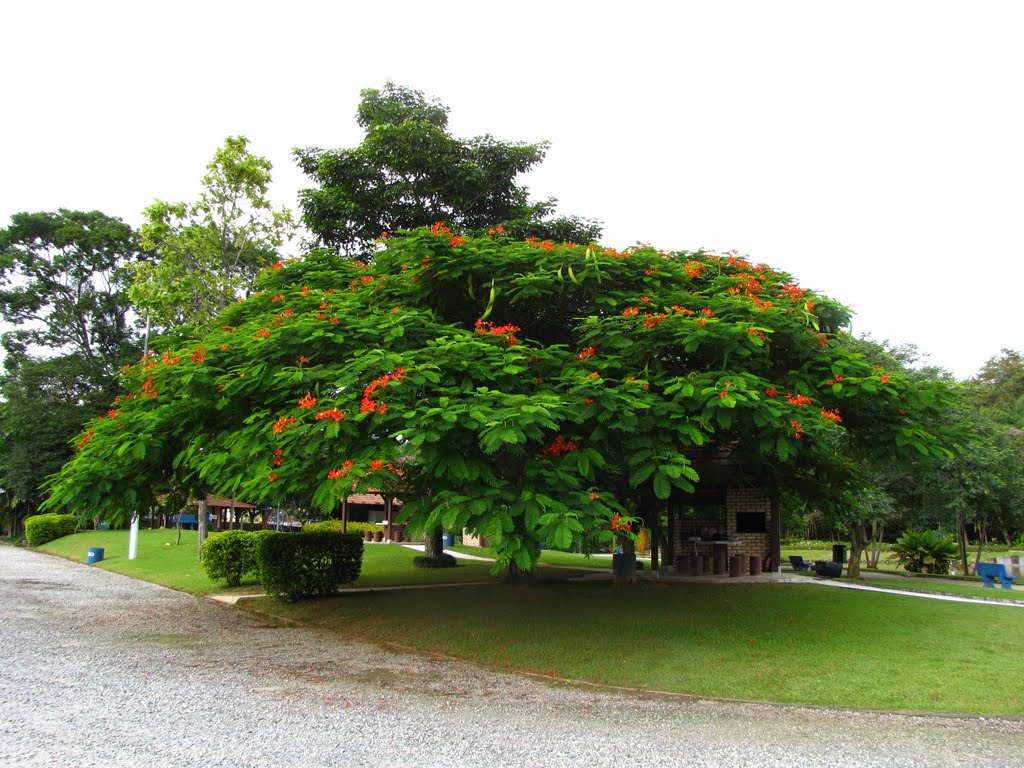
[729,554,744,577]
[832,544,846,564]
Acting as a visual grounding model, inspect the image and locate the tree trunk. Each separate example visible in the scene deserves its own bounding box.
[955,508,969,576]
[846,522,866,578]
[972,520,988,574]
[197,497,208,562]
[423,527,443,558]
[866,521,883,568]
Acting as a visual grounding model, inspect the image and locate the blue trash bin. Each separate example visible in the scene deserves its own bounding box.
[86,547,105,564]
[441,533,455,547]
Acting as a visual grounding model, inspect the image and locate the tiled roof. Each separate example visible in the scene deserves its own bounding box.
[345,492,402,506]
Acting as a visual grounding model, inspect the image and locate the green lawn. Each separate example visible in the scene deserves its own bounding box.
[244,579,1024,714]
[38,529,500,594]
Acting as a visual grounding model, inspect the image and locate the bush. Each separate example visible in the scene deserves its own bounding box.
[201,530,271,587]
[413,553,457,568]
[25,513,78,547]
[304,520,381,536]
[257,531,363,601]
[889,530,959,574]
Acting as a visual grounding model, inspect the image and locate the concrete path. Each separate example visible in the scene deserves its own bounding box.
[3,545,1023,767]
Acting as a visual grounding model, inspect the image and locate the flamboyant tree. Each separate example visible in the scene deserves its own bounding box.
[44,226,955,572]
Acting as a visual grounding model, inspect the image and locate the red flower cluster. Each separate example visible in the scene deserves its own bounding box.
[369,459,384,472]
[820,408,842,423]
[610,514,632,532]
[577,346,597,361]
[272,415,297,434]
[255,328,271,339]
[764,387,778,398]
[298,393,317,409]
[683,260,706,278]
[107,409,118,419]
[542,434,580,458]
[622,307,640,317]
[450,235,465,247]
[880,374,891,384]
[77,429,94,451]
[475,320,521,346]
[643,313,667,329]
[430,222,450,235]
[327,460,354,480]
[271,294,285,303]
[781,283,806,303]
[161,351,181,365]
[315,409,345,422]
[142,378,158,398]
[790,420,804,439]
[267,473,279,482]
[487,225,506,235]
[786,393,812,407]
[273,448,283,467]
[361,368,406,414]
[191,347,206,363]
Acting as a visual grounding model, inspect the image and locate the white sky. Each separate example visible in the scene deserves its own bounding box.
[2,0,1021,380]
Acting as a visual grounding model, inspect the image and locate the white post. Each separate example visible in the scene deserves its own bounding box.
[128,513,139,560]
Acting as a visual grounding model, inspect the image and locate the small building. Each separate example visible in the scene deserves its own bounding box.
[669,485,780,575]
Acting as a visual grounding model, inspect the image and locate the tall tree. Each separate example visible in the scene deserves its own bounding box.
[44,229,955,575]
[0,209,143,523]
[131,135,295,332]
[295,83,602,256]
[0,209,141,369]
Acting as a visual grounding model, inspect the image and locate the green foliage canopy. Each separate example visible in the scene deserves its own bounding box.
[44,227,955,572]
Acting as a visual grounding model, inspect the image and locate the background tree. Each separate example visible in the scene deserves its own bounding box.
[0,210,143,529]
[294,83,602,257]
[131,135,295,333]
[0,209,141,370]
[44,228,955,576]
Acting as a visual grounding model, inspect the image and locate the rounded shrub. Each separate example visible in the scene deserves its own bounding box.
[257,531,364,601]
[25,513,78,547]
[413,553,457,568]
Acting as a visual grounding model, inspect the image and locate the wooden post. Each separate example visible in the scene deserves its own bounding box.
[769,497,781,572]
[664,502,675,573]
[385,498,394,542]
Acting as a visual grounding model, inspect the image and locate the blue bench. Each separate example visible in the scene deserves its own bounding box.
[976,562,1015,589]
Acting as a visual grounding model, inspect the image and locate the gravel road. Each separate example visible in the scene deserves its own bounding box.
[2,545,1022,767]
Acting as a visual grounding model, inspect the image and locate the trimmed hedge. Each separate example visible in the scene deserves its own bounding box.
[201,530,273,587]
[258,531,363,601]
[25,513,78,547]
[304,520,380,535]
